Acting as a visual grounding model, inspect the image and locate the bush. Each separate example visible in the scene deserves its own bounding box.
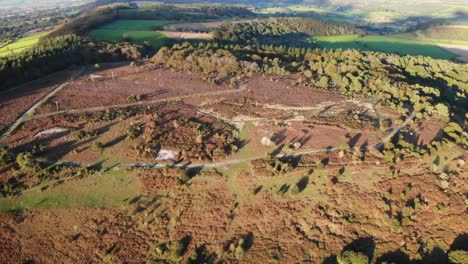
[449,250,468,264]
[337,250,369,264]
[169,240,184,261]
[16,152,37,172]
[235,238,245,260]
[0,145,13,164]
[91,142,104,153]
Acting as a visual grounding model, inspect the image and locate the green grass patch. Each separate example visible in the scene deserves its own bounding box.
[0,170,139,213]
[97,19,173,30]
[311,34,456,60]
[88,19,175,48]
[311,34,363,50]
[89,29,169,48]
[0,31,49,57]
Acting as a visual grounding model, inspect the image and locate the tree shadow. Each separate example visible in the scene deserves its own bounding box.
[450,233,468,251]
[104,135,126,148]
[342,237,376,262]
[271,129,287,145]
[186,165,204,179]
[418,246,448,264]
[271,144,285,157]
[296,176,309,192]
[241,232,254,251]
[88,159,108,171]
[253,185,262,195]
[376,249,410,264]
[192,244,218,264]
[347,133,362,149]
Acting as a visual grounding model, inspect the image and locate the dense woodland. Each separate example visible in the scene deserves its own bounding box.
[152,42,468,150]
[0,34,143,91]
[212,17,362,47]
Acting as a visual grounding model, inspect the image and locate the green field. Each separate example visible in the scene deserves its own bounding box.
[0,170,139,213]
[88,19,174,48]
[0,32,49,57]
[311,34,456,60]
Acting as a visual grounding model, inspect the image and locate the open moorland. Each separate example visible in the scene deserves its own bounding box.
[0,2,467,264]
[0,51,466,262]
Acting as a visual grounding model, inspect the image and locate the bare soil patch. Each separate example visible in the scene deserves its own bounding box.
[438,44,468,62]
[157,31,212,40]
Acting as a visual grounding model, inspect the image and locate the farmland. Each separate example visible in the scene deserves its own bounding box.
[311,34,457,60]
[0,32,49,57]
[88,19,174,47]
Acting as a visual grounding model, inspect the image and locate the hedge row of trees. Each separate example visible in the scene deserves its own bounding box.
[152,42,467,147]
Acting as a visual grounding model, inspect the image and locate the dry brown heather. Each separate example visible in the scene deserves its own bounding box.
[0,64,465,263]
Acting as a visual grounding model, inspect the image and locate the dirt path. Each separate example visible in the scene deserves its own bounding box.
[0,67,85,142]
[37,112,413,170]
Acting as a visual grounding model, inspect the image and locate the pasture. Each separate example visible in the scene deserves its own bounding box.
[311,34,456,60]
[88,19,174,48]
[0,32,49,57]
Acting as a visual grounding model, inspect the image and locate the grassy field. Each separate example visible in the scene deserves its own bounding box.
[0,170,139,213]
[88,19,174,48]
[311,34,456,60]
[0,32,49,57]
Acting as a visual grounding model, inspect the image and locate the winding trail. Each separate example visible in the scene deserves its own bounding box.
[0,67,85,142]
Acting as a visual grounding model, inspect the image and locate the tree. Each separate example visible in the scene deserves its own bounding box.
[434,103,449,118]
[449,250,468,264]
[317,76,329,88]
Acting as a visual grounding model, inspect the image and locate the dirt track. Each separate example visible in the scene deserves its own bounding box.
[438,43,468,62]
[0,67,85,142]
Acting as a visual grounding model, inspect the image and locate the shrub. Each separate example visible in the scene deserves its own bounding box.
[16,152,37,172]
[337,250,369,264]
[91,142,104,153]
[75,130,91,141]
[122,33,131,41]
[235,238,245,260]
[169,240,184,261]
[0,145,13,164]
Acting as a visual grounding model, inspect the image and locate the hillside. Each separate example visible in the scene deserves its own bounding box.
[0,1,467,263]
